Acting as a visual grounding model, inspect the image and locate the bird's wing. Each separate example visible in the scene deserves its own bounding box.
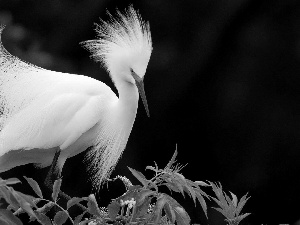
[0,32,72,131]
[0,89,114,153]
[0,27,117,154]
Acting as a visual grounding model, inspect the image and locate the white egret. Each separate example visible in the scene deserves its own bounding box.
[0,5,152,189]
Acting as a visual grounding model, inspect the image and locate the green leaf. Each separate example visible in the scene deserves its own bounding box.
[224,192,235,218]
[52,179,62,202]
[54,211,68,225]
[173,180,185,196]
[145,166,157,172]
[212,207,226,216]
[173,206,190,225]
[133,197,151,220]
[165,148,178,169]
[128,167,149,187]
[210,182,228,209]
[0,186,18,210]
[174,173,187,194]
[235,213,251,222]
[236,193,250,216]
[74,211,86,225]
[36,202,55,215]
[164,183,181,193]
[182,182,196,205]
[35,211,52,225]
[10,189,35,217]
[87,194,100,216]
[229,191,238,207]
[8,189,20,210]
[153,194,167,225]
[0,217,10,225]
[163,201,176,223]
[78,219,93,225]
[67,197,85,210]
[15,191,38,208]
[107,201,120,220]
[211,196,226,211]
[23,176,43,198]
[0,209,23,225]
[135,189,155,207]
[194,181,210,187]
[3,178,21,186]
[195,192,208,218]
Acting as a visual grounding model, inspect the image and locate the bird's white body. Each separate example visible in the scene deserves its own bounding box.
[0,6,152,188]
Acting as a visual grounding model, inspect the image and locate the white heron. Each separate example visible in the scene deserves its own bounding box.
[0,5,152,189]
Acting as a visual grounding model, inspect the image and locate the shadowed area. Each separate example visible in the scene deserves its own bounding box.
[0,147,57,172]
[1,0,300,224]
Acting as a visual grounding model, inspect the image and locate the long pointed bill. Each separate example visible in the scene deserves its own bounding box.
[131,70,150,117]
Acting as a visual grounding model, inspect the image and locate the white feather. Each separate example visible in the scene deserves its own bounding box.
[0,5,152,189]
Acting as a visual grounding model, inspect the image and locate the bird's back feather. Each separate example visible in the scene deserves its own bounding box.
[0,26,117,155]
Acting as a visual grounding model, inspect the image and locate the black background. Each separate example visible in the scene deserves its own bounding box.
[1,0,300,224]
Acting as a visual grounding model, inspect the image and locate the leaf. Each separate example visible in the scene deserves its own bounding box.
[78,219,93,225]
[236,193,250,216]
[87,194,100,216]
[164,183,181,193]
[163,201,176,223]
[145,166,157,172]
[54,211,68,225]
[36,202,55,215]
[0,217,10,225]
[173,173,187,192]
[52,179,62,202]
[35,211,52,225]
[212,207,226,216]
[8,189,20,210]
[67,197,85,210]
[224,192,235,218]
[165,148,178,169]
[235,213,251,222]
[3,178,21,186]
[74,211,86,225]
[23,176,43,198]
[10,189,35,217]
[173,206,190,225]
[211,196,226,211]
[15,191,38,208]
[195,192,208,218]
[135,189,155,207]
[128,167,149,187]
[194,181,210,187]
[162,195,190,225]
[210,182,228,209]
[0,186,18,210]
[133,197,151,220]
[173,180,185,196]
[107,201,120,220]
[182,182,196,205]
[117,188,137,204]
[0,209,23,225]
[153,194,167,225]
[0,186,9,199]
[229,191,237,207]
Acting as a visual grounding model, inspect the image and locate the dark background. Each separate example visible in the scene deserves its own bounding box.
[1,0,300,224]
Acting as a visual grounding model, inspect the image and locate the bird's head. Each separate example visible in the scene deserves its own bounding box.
[82,5,152,116]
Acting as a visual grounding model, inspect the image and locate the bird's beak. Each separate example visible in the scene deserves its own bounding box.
[131,70,150,117]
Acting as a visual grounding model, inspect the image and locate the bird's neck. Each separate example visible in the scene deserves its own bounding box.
[115,79,139,121]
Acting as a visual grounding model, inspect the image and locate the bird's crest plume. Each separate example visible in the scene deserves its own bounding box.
[82,6,152,189]
[82,5,152,76]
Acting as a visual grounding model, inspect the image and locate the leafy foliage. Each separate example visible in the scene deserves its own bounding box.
[210,182,251,225]
[0,150,251,225]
